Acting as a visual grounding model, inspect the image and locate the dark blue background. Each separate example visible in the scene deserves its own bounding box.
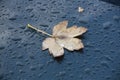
[0,0,120,80]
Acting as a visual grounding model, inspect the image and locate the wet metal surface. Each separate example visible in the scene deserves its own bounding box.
[0,0,120,80]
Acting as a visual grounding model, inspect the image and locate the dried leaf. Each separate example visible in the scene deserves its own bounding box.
[42,21,87,57]
[53,21,68,36]
[42,38,64,57]
[56,38,84,51]
[58,26,87,37]
[27,21,87,57]
[78,7,84,13]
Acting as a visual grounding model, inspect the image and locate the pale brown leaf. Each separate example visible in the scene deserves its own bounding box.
[53,21,68,36]
[42,21,87,57]
[78,7,84,13]
[28,21,87,57]
[56,38,84,51]
[58,26,87,37]
[42,38,64,57]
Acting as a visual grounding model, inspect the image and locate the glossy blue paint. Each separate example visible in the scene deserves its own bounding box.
[0,0,120,80]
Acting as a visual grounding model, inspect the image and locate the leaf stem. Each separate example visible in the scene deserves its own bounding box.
[27,24,53,37]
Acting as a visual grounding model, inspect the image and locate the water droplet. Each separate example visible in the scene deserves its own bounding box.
[38,73,42,77]
[51,11,60,14]
[103,21,112,29]
[9,71,14,75]
[79,16,89,24]
[0,73,4,79]
[17,54,23,59]
[19,26,25,29]
[101,61,109,68]
[11,36,22,41]
[9,17,16,20]
[40,8,46,11]
[104,55,113,62]
[9,14,17,21]
[16,61,24,66]
[19,69,25,74]
[113,15,120,21]
[0,45,5,50]
[84,68,91,74]
[66,61,72,65]
[39,24,49,27]
[105,76,111,80]
[28,0,33,1]
[56,71,66,77]
[30,66,36,70]
[25,7,33,12]
[38,64,44,69]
